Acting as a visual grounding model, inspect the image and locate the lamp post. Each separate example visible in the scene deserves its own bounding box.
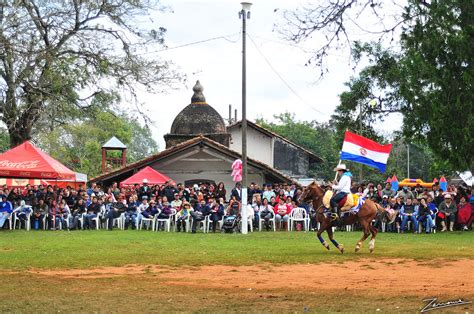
[239,2,251,234]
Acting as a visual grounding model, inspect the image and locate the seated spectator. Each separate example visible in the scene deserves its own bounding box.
[191,199,211,233]
[400,197,418,233]
[55,199,70,230]
[259,198,274,231]
[417,197,435,233]
[438,194,457,231]
[207,197,224,232]
[274,198,290,231]
[457,196,472,231]
[69,198,86,230]
[83,196,101,230]
[176,201,191,232]
[106,198,127,230]
[13,200,32,229]
[32,198,48,230]
[0,195,13,229]
[125,196,139,230]
[156,200,172,231]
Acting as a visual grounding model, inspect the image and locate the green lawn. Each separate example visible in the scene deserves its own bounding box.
[1,230,473,270]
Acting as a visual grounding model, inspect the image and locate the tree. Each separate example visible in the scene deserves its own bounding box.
[0,1,181,147]
[39,110,158,177]
[256,112,340,180]
[281,0,474,170]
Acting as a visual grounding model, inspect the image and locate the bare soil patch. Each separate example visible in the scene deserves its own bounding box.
[23,258,474,297]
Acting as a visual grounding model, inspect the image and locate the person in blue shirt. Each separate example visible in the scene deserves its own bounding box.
[400,197,419,233]
[0,195,13,229]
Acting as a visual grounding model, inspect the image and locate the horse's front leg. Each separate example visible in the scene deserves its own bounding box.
[327,225,344,254]
[316,216,330,250]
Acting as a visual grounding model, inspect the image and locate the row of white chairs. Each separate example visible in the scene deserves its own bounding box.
[5,207,313,233]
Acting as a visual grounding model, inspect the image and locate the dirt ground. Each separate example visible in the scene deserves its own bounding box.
[4,258,473,313]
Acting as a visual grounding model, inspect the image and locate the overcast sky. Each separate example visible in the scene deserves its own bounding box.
[136,0,403,149]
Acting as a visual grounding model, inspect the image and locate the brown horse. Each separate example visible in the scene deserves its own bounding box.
[300,181,390,253]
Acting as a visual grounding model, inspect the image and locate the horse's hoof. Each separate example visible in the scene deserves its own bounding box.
[370,248,374,253]
[355,246,360,253]
[322,242,330,250]
[338,245,344,254]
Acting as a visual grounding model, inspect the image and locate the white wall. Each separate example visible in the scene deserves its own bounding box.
[228,127,273,167]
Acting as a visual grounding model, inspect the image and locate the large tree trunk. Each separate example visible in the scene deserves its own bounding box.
[8,125,33,148]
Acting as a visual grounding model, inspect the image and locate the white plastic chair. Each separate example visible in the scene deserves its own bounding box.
[258,211,276,231]
[106,212,125,230]
[206,214,224,232]
[288,207,310,232]
[175,214,191,232]
[156,209,176,232]
[190,215,208,233]
[139,212,158,230]
[13,211,32,231]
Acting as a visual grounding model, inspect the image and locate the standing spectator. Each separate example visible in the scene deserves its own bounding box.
[215,182,226,202]
[396,186,415,203]
[0,195,13,229]
[381,182,395,198]
[400,198,418,233]
[138,179,152,201]
[438,194,457,231]
[231,183,242,202]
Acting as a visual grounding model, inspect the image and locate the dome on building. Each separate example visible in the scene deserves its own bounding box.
[164,81,230,148]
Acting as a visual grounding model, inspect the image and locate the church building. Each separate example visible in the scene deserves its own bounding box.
[90,81,322,191]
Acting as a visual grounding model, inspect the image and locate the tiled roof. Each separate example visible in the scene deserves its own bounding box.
[89,135,297,184]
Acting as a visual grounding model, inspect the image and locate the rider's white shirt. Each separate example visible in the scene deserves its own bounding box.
[332,175,351,194]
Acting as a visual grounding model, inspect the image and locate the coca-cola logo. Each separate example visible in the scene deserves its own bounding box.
[0,160,40,169]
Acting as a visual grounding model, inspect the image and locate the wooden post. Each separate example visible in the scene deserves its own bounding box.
[101,148,107,173]
[122,148,127,167]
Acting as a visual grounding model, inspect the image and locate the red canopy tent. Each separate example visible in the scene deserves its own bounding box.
[0,141,76,180]
[120,166,172,187]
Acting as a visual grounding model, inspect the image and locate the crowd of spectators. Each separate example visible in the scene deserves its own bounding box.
[0,179,472,233]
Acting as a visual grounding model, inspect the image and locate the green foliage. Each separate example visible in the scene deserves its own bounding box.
[38,111,158,177]
[0,0,182,147]
[256,112,340,180]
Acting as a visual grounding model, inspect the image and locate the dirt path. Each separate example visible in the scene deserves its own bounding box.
[22,258,473,297]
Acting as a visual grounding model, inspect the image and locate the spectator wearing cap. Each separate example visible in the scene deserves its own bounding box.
[171,193,182,211]
[400,197,418,233]
[138,179,152,201]
[438,194,457,231]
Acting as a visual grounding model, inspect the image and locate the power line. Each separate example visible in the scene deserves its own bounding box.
[137,32,241,56]
[247,33,328,116]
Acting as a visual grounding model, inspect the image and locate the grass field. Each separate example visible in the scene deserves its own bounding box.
[1,230,473,313]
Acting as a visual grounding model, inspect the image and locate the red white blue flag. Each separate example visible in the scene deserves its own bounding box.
[340,131,392,173]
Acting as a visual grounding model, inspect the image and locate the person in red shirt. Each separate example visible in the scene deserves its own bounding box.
[274,198,290,230]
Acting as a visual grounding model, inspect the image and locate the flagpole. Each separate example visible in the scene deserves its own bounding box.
[334,159,342,182]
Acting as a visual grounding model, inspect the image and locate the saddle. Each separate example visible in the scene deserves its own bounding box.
[322,190,359,212]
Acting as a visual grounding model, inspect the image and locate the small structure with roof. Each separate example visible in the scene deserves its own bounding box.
[102,136,127,173]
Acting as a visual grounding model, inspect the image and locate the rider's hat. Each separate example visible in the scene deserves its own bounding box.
[333,164,348,172]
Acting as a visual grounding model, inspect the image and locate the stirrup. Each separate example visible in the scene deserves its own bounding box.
[330,212,339,221]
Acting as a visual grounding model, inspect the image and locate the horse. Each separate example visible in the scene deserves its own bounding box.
[300,181,391,254]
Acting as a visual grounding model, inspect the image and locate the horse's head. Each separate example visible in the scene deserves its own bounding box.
[300,181,325,206]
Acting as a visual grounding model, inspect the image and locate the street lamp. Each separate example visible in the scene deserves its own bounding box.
[239,1,251,234]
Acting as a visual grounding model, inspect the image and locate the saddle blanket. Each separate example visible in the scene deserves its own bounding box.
[323,191,364,212]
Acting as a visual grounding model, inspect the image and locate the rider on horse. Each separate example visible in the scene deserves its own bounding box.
[330,164,352,224]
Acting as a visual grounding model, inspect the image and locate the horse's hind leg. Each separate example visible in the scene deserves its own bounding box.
[327,226,344,254]
[316,219,330,250]
[368,224,378,253]
[355,220,370,252]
